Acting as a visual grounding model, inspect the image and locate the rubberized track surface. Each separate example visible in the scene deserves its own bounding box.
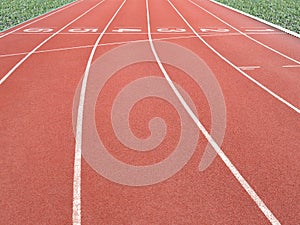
[0,0,299,224]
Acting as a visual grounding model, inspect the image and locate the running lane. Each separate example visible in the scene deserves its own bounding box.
[0,0,124,224]
[166,0,299,224]
[200,0,300,61]
[0,0,100,79]
[1,0,299,224]
[172,0,300,108]
[77,0,298,224]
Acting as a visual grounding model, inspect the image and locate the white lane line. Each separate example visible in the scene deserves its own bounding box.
[167,1,283,224]
[210,0,300,39]
[9,31,284,36]
[0,0,105,85]
[239,66,261,71]
[282,65,300,68]
[245,29,274,32]
[169,0,299,114]
[0,35,198,58]
[73,0,126,224]
[112,28,142,32]
[0,0,82,39]
[189,0,300,65]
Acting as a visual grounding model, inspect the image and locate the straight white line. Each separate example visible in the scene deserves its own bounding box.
[73,0,127,224]
[9,32,196,35]
[168,0,299,114]
[10,31,284,36]
[189,0,300,65]
[0,0,105,85]
[165,1,283,224]
[210,0,300,39]
[0,0,82,39]
[282,65,300,68]
[239,66,261,71]
[0,35,198,58]
[201,32,283,37]
[245,29,274,32]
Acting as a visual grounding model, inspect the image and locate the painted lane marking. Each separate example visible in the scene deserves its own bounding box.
[9,31,285,37]
[23,27,99,33]
[112,28,142,32]
[12,26,284,35]
[151,1,282,224]
[282,65,300,68]
[0,35,199,58]
[245,28,275,32]
[23,28,54,33]
[21,27,186,33]
[73,0,127,224]
[186,0,299,113]
[200,28,230,32]
[68,28,99,33]
[189,0,300,65]
[0,0,106,85]
[0,0,82,39]
[200,32,283,37]
[169,0,288,223]
[157,27,186,32]
[0,29,287,60]
[239,66,261,71]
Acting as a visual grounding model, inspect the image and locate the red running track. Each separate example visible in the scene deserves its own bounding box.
[0,0,299,224]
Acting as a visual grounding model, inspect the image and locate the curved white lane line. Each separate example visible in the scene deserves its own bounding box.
[0,0,82,39]
[168,0,299,114]
[189,0,300,65]
[0,0,105,86]
[148,0,281,224]
[209,0,300,39]
[73,0,127,224]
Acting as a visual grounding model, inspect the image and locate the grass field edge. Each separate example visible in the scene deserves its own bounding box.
[0,0,78,33]
[210,0,300,39]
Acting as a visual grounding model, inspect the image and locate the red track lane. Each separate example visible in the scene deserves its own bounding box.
[171,0,300,108]
[1,0,299,224]
[0,0,123,223]
[0,0,101,55]
[167,0,299,223]
[197,0,300,62]
[0,0,108,81]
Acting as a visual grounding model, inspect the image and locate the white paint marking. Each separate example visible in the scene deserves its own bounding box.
[0,0,105,85]
[9,31,284,36]
[239,66,261,71]
[189,0,300,65]
[73,0,127,224]
[112,28,142,32]
[282,65,300,68]
[186,0,299,113]
[23,28,54,33]
[0,0,82,39]
[200,28,230,32]
[0,35,199,58]
[69,28,98,33]
[157,27,186,32]
[201,32,282,37]
[168,0,287,224]
[245,28,274,32]
[210,0,300,39]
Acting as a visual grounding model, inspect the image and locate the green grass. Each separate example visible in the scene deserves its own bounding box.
[1,0,299,34]
[215,0,300,34]
[0,0,75,32]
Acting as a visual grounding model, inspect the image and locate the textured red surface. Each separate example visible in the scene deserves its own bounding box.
[0,0,299,224]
